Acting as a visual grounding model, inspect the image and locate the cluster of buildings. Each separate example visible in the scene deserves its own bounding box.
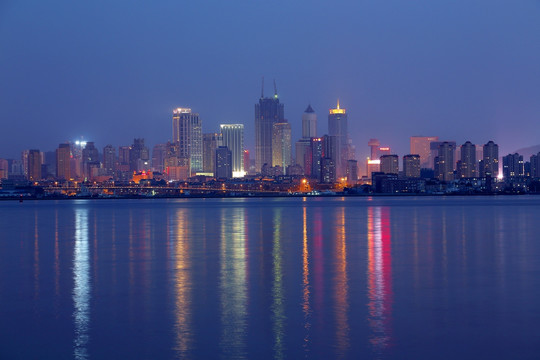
[2,84,540,195]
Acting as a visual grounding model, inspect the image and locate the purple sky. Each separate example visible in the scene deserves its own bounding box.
[1,0,540,159]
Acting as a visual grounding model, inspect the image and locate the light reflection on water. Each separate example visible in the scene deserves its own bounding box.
[1,197,540,359]
[73,207,90,360]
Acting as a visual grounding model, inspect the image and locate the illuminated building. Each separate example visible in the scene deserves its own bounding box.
[102,145,116,177]
[151,144,167,173]
[0,159,8,179]
[272,122,292,170]
[56,143,71,180]
[295,139,310,172]
[368,139,380,160]
[321,157,336,183]
[328,100,349,176]
[221,124,245,177]
[173,108,203,174]
[458,141,476,178]
[215,146,232,179]
[435,142,456,181]
[366,159,380,181]
[410,136,439,169]
[28,149,42,181]
[502,153,524,179]
[255,80,284,172]
[164,141,190,181]
[380,155,399,174]
[481,141,499,178]
[202,133,222,175]
[403,154,420,178]
[310,138,323,180]
[430,141,456,170]
[243,150,250,174]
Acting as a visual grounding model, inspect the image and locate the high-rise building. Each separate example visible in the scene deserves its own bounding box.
[255,83,284,172]
[346,160,358,185]
[328,100,349,176]
[430,141,456,170]
[459,141,476,178]
[302,104,317,138]
[310,138,323,180]
[435,142,456,181]
[56,143,71,180]
[321,157,336,184]
[410,136,439,169]
[403,154,421,178]
[0,159,8,179]
[129,138,149,172]
[220,124,245,177]
[173,108,203,174]
[82,142,99,178]
[380,155,399,174]
[28,149,42,181]
[202,133,222,175]
[102,145,116,176]
[151,144,167,173]
[272,122,292,170]
[502,153,524,179]
[530,153,540,178]
[481,141,499,177]
[215,146,232,179]
[243,150,250,174]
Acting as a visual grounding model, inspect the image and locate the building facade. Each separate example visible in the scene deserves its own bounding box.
[272,122,292,170]
[172,108,203,174]
[380,154,399,175]
[410,136,439,169]
[220,124,244,177]
[255,89,284,172]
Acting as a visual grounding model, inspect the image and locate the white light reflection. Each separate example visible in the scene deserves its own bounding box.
[219,207,247,358]
[73,207,90,360]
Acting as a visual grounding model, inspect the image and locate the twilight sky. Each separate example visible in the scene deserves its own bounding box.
[1,0,539,160]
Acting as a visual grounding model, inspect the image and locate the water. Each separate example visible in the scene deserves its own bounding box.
[1,196,540,359]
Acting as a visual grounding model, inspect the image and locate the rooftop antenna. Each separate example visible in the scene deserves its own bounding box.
[261,76,264,98]
[273,79,278,97]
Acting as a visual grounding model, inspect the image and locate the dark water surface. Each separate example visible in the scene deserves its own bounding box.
[1,196,540,359]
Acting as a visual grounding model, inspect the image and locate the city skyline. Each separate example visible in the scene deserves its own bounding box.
[2,1,540,159]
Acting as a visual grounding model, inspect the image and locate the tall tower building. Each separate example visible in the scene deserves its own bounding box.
[28,149,42,181]
[215,146,232,179]
[220,124,245,177]
[151,144,167,173]
[255,81,284,172]
[380,155,399,174]
[481,141,499,178]
[56,143,71,180]
[272,122,292,170]
[328,100,349,177]
[172,107,203,174]
[530,153,540,178]
[82,142,99,178]
[102,145,116,176]
[302,104,317,138]
[403,154,421,178]
[459,141,476,178]
[203,133,223,175]
[435,142,456,181]
[410,136,439,169]
[129,138,149,172]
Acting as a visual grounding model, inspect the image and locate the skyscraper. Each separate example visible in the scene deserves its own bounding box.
[255,81,284,172]
[530,153,540,178]
[215,146,232,179]
[459,141,476,178]
[380,155,399,174]
[328,100,349,176]
[435,142,456,181]
[130,138,149,172]
[410,136,439,169]
[102,145,116,176]
[403,154,421,178]
[481,141,499,177]
[151,144,167,173]
[502,153,524,179]
[56,143,71,180]
[272,122,292,170]
[220,124,245,177]
[302,104,317,138]
[82,142,99,178]
[202,133,222,175]
[28,149,42,181]
[173,107,203,174]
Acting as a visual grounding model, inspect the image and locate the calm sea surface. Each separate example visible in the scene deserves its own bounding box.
[1,196,540,359]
